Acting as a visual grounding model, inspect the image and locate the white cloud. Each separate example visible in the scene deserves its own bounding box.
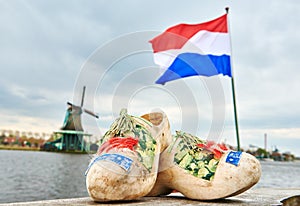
[0,0,300,156]
[0,110,59,134]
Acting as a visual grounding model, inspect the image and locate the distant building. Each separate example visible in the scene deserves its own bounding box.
[3,137,17,145]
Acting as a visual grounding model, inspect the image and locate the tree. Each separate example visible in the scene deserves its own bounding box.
[256,148,268,158]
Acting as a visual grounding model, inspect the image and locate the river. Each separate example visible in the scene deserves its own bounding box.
[0,150,300,203]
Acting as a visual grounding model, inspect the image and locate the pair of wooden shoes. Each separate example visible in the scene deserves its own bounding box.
[85,110,261,201]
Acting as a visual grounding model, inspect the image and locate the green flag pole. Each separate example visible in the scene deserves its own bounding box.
[226,7,241,151]
[231,75,241,151]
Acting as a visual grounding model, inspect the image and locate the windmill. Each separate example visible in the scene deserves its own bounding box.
[43,86,98,152]
[61,86,99,131]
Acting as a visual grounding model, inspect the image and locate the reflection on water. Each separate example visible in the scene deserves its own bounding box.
[255,160,300,188]
[0,150,300,203]
[0,150,91,203]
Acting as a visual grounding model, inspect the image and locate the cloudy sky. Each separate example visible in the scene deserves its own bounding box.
[1,1,299,156]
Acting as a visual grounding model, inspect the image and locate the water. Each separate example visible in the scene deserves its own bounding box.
[254,160,300,188]
[0,150,91,203]
[0,150,300,203]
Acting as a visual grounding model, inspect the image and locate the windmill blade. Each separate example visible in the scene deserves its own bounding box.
[81,86,86,107]
[83,108,99,119]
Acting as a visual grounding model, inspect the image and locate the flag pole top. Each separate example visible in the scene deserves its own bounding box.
[225,7,229,14]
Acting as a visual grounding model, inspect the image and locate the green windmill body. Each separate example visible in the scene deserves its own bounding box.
[44,86,98,152]
[61,102,85,131]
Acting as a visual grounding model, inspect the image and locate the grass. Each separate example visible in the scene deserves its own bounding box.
[0,145,93,154]
[0,145,40,151]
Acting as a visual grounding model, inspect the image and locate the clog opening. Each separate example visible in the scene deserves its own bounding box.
[141,113,163,126]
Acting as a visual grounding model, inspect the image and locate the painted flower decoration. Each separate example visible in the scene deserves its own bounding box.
[197,141,229,159]
[98,137,139,154]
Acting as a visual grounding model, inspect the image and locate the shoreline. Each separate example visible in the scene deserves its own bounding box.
[1,146,298,160]
[0,145,40,152]
[0,146,92,154]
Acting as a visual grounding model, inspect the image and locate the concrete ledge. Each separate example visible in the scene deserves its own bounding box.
[2,188,300,206]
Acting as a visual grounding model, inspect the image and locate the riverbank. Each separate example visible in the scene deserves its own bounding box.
[2,188,300,206]
[0,145,89,154]
[0,145,40,151]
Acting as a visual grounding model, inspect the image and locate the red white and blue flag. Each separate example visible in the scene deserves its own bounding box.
[150,14,231,85]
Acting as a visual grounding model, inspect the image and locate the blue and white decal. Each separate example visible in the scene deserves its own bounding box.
[85,154,133,176]
[225,151,242,166]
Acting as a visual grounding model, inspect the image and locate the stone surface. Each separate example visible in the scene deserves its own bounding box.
[2,188,300,206]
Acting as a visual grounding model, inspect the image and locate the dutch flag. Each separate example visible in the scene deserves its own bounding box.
[150,14,232,85]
